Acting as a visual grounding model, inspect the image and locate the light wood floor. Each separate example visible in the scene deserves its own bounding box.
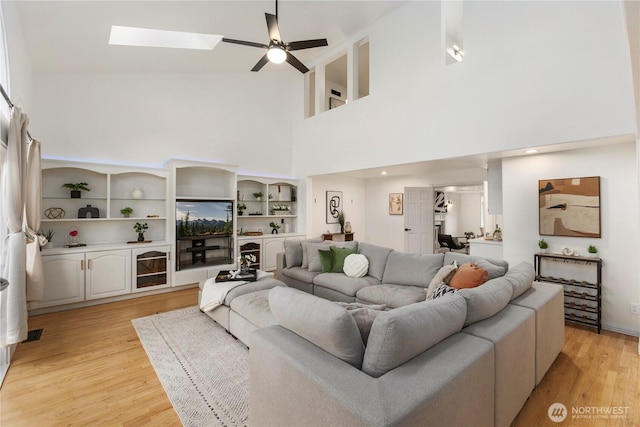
[1,289,638,426]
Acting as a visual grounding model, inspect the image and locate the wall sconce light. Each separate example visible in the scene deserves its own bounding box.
[446,44,464,62]
[446,200,454,209]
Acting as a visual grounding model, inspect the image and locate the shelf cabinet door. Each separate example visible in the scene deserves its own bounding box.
[34,253,85,309]
[86,249,132,300]
[264,238,285,271]
[133,246,170,292]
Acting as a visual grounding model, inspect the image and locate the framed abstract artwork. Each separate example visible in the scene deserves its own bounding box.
[389,193,403,215]
[326,191,342,224]
[538,176,601,238]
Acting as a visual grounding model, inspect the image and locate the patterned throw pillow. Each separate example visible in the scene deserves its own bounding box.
[426,261,458,299]
[430,283,459,300]
[343,254,369,278]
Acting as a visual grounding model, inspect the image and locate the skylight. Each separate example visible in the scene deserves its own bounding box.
[108,26,222,50]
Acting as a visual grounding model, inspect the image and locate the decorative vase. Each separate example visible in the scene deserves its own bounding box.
[238,211,244,216]
[137,232,145,242]
[344,221,352,234]
[70,190,81,199]
[132,188,143,199]
[123,213,130,218]
[240,263,250,273]
[272,228,278,234]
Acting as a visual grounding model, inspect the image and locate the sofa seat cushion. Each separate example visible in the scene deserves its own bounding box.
[223,278,285,306]
[382,252,444,288]
[458,276,514,326]
[269,287,365,368]
[444,252,508,279]
[357,243,393,282]
[280,266,321,283]
[230,289,279,329]
[362,293,467,377]
[356,284,427,308]
[313,273,379,298]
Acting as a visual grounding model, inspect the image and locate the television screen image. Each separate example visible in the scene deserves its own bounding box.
[176,200,234,238]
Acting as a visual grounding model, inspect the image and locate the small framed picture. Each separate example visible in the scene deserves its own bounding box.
[389,193,403,215]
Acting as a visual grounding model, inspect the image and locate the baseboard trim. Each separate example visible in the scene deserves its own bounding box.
[602,321,640,337]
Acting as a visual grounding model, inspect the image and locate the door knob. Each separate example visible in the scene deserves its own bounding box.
[404,228,411,231]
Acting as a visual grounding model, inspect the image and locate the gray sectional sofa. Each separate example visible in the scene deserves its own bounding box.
[246,239,565,427]
[199,239,564,426]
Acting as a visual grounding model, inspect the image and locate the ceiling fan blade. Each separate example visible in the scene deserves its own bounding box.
[285,52,309,74]
[286,39,328,51]
[251,53,270,72]
[265,13,281,42]
[222,37,268,50]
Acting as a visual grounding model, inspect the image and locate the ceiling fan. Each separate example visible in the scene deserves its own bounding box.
[222,0,328,73]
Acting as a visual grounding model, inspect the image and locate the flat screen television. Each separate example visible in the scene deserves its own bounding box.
[175,199,234,238]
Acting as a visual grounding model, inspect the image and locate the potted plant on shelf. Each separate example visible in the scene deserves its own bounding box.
[587,245,598,257]
[134,222,149,242]
[39,228,55,249]
[269,221,281,234]
[120,206,133,218]
[538,239,549,253]
[62,182,90,198]
[338,211,345,233]
[253,191,263,201]
[237,203,246,216]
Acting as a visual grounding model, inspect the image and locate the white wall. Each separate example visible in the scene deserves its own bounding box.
[503,142,639,336]
[291,1,636,178]
[308,174,366,239]
[30,71,297,177]
[3,0,32,110]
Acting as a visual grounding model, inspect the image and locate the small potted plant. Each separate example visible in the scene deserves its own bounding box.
[269,221,281,234]
[338,211,345,233]
[253,191,263,201]
[120,206,133,218]
[464,231,476,240]
[40,229,55,249]
[134,222,149,242]
[62,182,90,198]
[237,203,246,216]
[587,245,598,257]
[538,239,549,253]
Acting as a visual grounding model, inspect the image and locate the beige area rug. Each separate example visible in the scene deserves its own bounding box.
[132,307,249,427]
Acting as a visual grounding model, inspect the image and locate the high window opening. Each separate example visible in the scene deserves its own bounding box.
[357,40,369,98]
[325,53,347,110]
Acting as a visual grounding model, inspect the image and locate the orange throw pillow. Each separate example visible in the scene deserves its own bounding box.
[449,263,489,289]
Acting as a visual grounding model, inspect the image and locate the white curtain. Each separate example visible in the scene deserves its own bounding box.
[25,138,43,301]
[0,106,28,346]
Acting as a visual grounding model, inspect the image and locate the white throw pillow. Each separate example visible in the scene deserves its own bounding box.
[343,254,369,278]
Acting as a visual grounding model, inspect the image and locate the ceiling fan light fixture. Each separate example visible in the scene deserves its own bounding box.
[267,46,287,64]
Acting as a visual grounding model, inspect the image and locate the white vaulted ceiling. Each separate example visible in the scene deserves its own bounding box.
[12,0,404,73]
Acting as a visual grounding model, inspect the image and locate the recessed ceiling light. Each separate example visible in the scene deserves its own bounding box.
[109,25,222,50]
[525,149,538,154]
[381,171,387,175]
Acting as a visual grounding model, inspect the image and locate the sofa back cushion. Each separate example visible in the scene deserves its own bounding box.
[382,252,444,288]
[269,287,365,368]
[505,261,535,299]
[285,237,322,269]
[357,243,393,281]
[444,252,508,279]
[457,276,514,326]
[362,293,467,378]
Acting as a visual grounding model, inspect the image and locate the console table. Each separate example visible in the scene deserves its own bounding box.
[322,233,354,242]
[534,252,602,333]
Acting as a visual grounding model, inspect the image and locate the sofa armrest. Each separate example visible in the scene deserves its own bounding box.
[276,251,286,271]
[249,325,495,427]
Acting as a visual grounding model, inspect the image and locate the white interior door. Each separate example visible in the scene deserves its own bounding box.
[404,187,435,254]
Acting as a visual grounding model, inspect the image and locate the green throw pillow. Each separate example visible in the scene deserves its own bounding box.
[330,246,357,273]
[318,249,333,272]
